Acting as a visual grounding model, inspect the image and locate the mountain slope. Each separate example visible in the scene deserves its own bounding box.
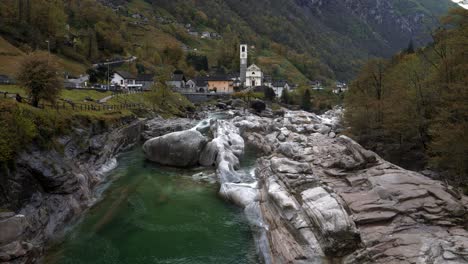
[143,0,455,79]
[0,0,457,82]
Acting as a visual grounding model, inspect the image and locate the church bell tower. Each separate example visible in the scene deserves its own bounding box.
[240,44,248,85]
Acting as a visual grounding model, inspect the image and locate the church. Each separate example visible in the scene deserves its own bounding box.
[240,44,263,88]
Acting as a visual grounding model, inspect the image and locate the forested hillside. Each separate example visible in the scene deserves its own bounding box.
[345,8,468,190]
[0,0,456,83]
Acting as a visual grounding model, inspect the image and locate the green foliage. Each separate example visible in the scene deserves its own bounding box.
[232,91,264,102]
[345,9,468,188]
[0,0,455,81]
[0,100,37,162]
[301,89,311,111]
[186,53,208,71]
[263,87,276,101]
[281,89,290,104]
[16,52,63,107]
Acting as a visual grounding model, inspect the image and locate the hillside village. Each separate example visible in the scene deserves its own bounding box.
[0,0,354,106]
[78,44,347,99]
[1,43,348,103]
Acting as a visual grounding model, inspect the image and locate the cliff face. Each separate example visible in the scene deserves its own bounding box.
[295,0,450,55]
[0,118,143,263]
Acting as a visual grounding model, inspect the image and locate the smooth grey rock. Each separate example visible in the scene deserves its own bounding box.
[143,130,207,167]
[0,215,26,246]
[301,187,360,255]
[271,157,313,174]
[232,99,246,108]
[199,141,218,167]
[142,117,196,140]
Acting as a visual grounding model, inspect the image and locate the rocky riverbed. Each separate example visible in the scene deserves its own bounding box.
[0,117,144,263]
[143,105,468,264]
[2,101,467,264]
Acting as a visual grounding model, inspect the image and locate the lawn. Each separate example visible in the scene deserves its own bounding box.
[0,85,112,103]
[61,89,112,102]
[0,85,24,96]
[108,90,193,118]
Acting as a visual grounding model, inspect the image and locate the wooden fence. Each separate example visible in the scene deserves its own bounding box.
[37,102,144,111]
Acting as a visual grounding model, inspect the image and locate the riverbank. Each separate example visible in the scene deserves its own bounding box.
[141,105,468,263]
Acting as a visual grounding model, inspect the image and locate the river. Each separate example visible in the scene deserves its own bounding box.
[44,146,259,264]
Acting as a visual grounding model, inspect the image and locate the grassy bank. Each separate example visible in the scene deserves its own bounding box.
[0,85,193,164]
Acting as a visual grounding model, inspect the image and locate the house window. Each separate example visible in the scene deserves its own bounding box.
[121,80,123,85]
[242,46,246,52]
[252,72,255,75]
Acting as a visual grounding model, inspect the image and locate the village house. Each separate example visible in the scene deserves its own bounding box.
[166,70,187,90]
[310,80,324,90]
[185,79,196,91]
[194,77,209,92]
[136,74,155,90]
[206,76,234,93]
[201,32,211,39]
[111,71,143,90]
[271,80,291,98]
[333,81,348,94]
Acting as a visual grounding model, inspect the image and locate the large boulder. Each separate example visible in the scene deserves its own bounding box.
[250,99,266,113]
[143,129,207,167]
[142,117,196,141]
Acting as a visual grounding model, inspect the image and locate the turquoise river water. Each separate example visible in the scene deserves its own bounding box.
[44,148,259,264]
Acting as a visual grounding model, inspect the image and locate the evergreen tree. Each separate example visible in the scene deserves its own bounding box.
[281,89,290,104]
[301,89,311,111]
[264,87,276,101]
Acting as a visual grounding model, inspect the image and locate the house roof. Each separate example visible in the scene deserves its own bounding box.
[205,75,231,82]
[171,74,186,82]
[137,74,154,81]
[193,77,208,87]
[115,71,136,79]
[272,80,289,87]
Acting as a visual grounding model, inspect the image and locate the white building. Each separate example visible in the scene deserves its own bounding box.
[272,80,291,98]
[245,64,263,88]
[111,71,142,90]
[240,44,248,84]
[333,81,348,94]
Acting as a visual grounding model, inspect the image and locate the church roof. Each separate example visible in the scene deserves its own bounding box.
[247,64,261,71]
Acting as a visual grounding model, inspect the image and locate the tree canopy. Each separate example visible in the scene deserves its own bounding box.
[344,8,468,190]
[16,52,63,107]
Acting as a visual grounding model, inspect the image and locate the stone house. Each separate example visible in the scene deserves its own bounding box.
[166,70,187,90]
[136,74,155,91]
